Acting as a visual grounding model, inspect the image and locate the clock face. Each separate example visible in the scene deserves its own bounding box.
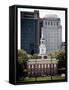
[41,48,45,54]
[42,49,44,52]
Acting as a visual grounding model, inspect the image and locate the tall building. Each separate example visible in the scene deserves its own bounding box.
[42,15,62,54]
[21,10,40,54]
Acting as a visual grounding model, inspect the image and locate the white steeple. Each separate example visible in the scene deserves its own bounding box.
[39,28,46,55]
[41,28,43,39]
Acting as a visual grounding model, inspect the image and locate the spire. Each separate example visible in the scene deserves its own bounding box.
[39,28,46,55]
[41,28,45,40]
[41,29,43,39]
[41,28,45,41]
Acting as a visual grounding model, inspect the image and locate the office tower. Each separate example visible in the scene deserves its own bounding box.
[42,15,62,54]
[21,10,40,54]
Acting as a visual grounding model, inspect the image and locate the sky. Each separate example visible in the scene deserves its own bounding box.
[18,8,65,43]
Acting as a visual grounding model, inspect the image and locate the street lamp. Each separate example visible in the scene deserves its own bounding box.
[49,53,52,80]
[51,55,52,80]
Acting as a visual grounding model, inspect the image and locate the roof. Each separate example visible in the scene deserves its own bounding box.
[44,14,58,18]
[27,59,59,64]
[43,14,60,20]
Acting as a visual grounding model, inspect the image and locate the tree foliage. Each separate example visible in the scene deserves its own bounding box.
[48,50,65,60]
[48,50,65,74]
[56,50,65,60]
[27,53,38,59]
[18,49,28,64]
[16,49,28,81]
[32,54,38,59]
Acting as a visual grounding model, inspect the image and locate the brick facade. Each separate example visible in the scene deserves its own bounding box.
[27,59,58,76]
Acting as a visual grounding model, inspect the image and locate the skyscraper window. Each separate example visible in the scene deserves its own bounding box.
[48,21,50,25]
[57,22,59,26]
[45,21,47,25]
[51,21,53,25]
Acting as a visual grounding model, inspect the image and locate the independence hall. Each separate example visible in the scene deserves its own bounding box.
[27,59,58,76]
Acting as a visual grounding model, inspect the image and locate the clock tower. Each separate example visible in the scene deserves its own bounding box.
[39,28,47,59]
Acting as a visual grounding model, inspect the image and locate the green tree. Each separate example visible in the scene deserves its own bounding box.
[48,50,65,60]
[56,50,65,60]
[48,52,53,59]
[32,54,38,59]
[48,50,66,75]
[17,49,28,81]
[54,50,65,74]
[27,54,33,59]
[18,49,28,64]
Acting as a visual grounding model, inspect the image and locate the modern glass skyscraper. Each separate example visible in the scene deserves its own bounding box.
[21,11,40,54]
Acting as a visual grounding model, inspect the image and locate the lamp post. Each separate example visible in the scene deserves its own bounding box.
[34,58,37,81]
[49,53,52,80]
[51,55,52,80]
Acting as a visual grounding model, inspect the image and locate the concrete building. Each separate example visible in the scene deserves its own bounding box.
[60,42,65,50]
[42,15,62,54]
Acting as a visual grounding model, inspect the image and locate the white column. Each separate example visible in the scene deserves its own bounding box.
[28,65,30,69]
[45,64,46,68]
[48,64,50,68]
[39,64,40,68]
[54,64,56,68]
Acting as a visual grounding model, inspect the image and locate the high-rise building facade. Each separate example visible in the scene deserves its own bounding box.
[42,15,62,54]
[21,10,40,54]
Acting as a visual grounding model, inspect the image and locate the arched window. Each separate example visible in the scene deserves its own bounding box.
[32,64,34,68]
